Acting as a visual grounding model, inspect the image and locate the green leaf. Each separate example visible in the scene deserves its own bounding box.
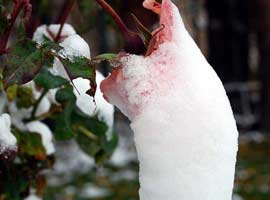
[14,130,46,160]
[57,55,96,97]
[6,84,18,101]
[92,53,117,62]
[35,67,68,90]
[16,86,35,109]
[71,108,118,164]
[1,39,45,89]
[54,84,76,140]
[131,13,152,47]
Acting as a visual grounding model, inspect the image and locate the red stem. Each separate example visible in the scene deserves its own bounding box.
[55,0,76,43]
[0,0,32,55]
[95,0,130,38]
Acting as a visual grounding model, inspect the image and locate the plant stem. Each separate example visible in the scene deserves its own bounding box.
[31,89,48,119]
[95,0,130,38]
[55,0,76,43]
[0,0,32,55]
[95,0,146,54]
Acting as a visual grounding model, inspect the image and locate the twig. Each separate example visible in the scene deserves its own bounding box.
[95,0,145,54]
[0,0,32,54]
[95,0,130,38]
[55,0,76,43]
[31,89,48,119]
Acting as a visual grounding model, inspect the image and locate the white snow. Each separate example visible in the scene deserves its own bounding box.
[7,82,51,130]
[33,24,114,138]
[24,194,41,200]
[73,71,114,139]
[0,113,17,153]
[60,34,91,59]
[101,0,239,199]
[33,24,76,43]
[79,183,111,198]
[26,121,55,155]
[24,189,42,200]
[51,33,91,79]
[23,81,51,117]
[52,140,95,175]
[109,135,137,167]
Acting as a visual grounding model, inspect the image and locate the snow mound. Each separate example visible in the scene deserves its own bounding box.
[8,81,51,130]
[33,24,76,43]
[26,121,55,155]
[101,0,239,199]
[0,114,17,154]
[51,33,91,79]
[74,71,114,139]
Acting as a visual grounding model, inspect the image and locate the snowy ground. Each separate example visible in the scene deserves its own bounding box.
[42,109,270,200]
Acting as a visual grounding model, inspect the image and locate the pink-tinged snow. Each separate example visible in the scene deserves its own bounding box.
[101,0,238,200]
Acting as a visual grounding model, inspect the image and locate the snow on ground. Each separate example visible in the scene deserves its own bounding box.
[101,0,238,199]
[24,189,42,200]
[46,140,95,186]
[232,194,243,200]
[24,194,41,200]
[79,183,111,199]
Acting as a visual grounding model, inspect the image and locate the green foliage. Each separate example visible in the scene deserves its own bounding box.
[0,1,118,198]
[16,86,35,109]
[0,1,7,36]
[93,53,117,61]
[57,55,96,96]
[53,84,118,163]
[34,67,68,90]
[72,109,118,164]
[1,39,46,89]
[54,84,76,140]
[14,130,46,160]
[5,84,17,101]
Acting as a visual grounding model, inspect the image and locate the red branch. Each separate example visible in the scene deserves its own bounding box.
[95,0,130,37]
[0,0,32,55]
[55,0,76,43]
[95,0,145,54]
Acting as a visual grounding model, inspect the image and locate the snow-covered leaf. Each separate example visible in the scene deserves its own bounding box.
[58,56,96,97]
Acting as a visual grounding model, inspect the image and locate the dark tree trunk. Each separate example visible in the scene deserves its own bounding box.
[206,0,249,83]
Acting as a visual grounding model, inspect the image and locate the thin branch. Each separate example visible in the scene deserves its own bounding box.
[31,89,48,119]
[95,0,146,54]
[95,0,130,37]
[55,0,76,43]
[0,0,32,54]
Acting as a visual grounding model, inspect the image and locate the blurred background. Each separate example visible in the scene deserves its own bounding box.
[25,0,270,199]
